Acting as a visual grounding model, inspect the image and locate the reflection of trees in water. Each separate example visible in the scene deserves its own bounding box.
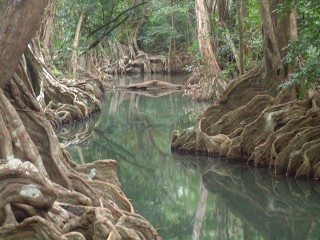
[203,166,320,240]
[107,90,182,158]
[102,91,208,238]
[192,179,208,240]
[172,155,214,240]
[62,90,211,238]
[111,73,188,87]
[56,113,101,147]
[174,154,320,240]
[93,128,154,171]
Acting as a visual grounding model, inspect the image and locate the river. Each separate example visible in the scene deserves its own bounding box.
[57,74,320,240]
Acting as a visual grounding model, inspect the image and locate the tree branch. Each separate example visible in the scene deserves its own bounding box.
[87,1,148,39]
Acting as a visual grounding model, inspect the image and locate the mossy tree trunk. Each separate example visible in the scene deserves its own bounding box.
[0,1,160,239]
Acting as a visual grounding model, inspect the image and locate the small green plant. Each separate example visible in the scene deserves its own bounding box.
[280,0,320,93]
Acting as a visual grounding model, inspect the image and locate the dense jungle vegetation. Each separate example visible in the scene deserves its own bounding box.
[0,0,319,239]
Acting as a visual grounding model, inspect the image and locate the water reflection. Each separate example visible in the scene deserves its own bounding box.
[63,84,210,239]
[60,79,320,239]
[56,113,101,148]
[177,155,320,240]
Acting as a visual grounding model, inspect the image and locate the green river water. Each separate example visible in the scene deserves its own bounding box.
[58,75,320,240]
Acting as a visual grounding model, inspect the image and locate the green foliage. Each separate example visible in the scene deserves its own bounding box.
[138,0,195,54]
[182,41,200,73]
[204,0,263,79]
[281,0,320,91]
[52,0,318,87]
[53,0,147,73]
[242,0,263,69]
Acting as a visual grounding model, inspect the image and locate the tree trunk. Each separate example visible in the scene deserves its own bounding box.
[222,21,241,73]
[261,0,298,81]
[70,10,84,78]
[218,0,230,24]
[168,0,175,74]
[0,1,160,239]
[172,0,319,179]
[238,0,245,75]
[30,0,57,64]
[195,0,220,74]
[189,0,227,100]
[0,0,47,88]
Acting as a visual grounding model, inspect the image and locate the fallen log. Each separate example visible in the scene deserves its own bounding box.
[117,80,186,90]
[118,89,183,98]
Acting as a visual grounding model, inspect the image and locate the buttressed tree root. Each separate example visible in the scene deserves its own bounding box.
[172,66,320,180]
[103,40,167,74]
[0,1,159,239]
[23,46,105,127]
[0,80,160,239]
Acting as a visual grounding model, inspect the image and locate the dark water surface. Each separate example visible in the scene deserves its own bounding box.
[59,75,320,240]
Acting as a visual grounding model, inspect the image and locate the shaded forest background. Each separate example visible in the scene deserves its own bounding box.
[52,0,319,94]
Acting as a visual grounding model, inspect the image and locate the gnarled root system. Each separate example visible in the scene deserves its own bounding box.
[172,67,320,179]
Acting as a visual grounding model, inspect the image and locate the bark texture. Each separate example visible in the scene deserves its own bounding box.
[172,0,320,179]
[0,0,47,87]
[186,0,227,101]
[195,0,220,73]
[24,46,104,127]
[0,1,160,239]
[102,40,167,75]
[70,11,84,78]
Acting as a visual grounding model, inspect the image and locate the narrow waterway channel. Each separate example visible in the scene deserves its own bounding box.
[57,75,320,240]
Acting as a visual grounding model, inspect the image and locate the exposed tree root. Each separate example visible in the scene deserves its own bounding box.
[172,65,320,179]
[103,40,167,74]
[0,109,160,238]
[185,62,267,101]
[24,47,104,127]
[1,3,159,238]
[0,65,160,239]
[250,108,320,168]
